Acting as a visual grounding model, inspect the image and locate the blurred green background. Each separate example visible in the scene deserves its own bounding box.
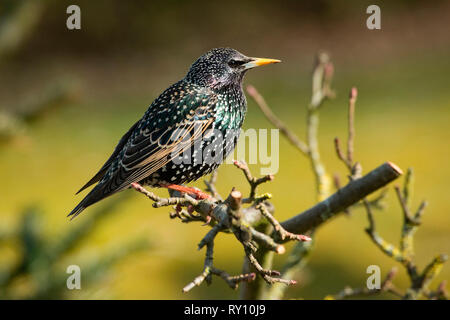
[0,0,449,299]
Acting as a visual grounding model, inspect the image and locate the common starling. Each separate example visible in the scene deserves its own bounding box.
[69,48,280,218]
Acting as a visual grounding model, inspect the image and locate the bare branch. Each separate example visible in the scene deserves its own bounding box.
[246,85,309,155]
[257,203,310,242]
[347,87,357,165]
[334,137,351,170]
[204,170,222,201]
[132,164,309,292]
[279,162,403,236]
[232,160,274,203]
[364,199,408,264]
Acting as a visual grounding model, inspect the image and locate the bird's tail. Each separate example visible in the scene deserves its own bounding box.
[68,185,113,220]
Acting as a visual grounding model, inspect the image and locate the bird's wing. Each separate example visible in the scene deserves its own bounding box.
[97,84,218,195]
[76,119,141,194]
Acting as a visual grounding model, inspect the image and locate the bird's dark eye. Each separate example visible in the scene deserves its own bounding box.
[228,59,245,68]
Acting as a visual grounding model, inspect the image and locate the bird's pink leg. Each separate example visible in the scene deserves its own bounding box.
[164,184,211,200]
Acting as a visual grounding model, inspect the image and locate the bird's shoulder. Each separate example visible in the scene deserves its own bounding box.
[109,81,217,168]
[138,80,218,130]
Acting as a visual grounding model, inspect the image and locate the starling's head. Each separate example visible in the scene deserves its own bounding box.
[185,48,280,90]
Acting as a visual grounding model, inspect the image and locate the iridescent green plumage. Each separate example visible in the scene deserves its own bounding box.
[69,48,279,218]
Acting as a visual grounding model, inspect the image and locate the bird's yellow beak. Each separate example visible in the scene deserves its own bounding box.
[243,57,281,69]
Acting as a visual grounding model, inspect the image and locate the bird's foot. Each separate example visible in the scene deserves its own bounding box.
[164,184,211,200]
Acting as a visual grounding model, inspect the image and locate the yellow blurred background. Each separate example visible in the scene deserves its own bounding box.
[0,0,449,299]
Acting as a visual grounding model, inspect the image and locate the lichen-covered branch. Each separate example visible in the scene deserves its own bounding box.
[360,170,448,300]
[364,200,408,264]
[330,89,447,300]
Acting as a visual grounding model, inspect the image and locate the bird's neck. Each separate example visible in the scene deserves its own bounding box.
[214,83,247,131]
